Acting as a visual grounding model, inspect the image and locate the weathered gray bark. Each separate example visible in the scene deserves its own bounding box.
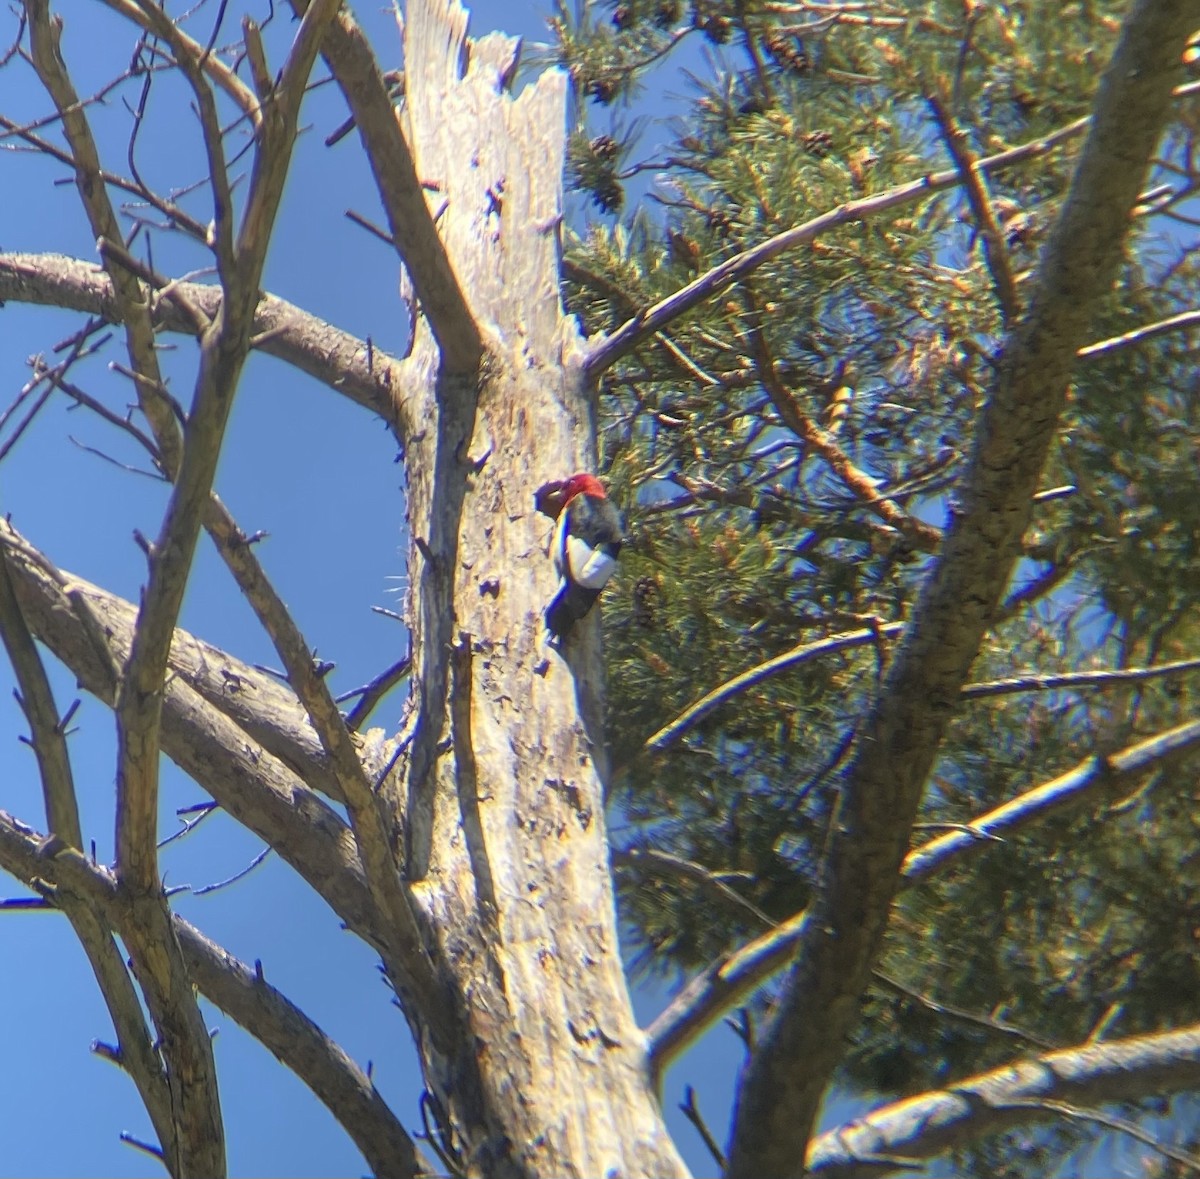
[366,5,689,1175]
[806,1023,1200,1179]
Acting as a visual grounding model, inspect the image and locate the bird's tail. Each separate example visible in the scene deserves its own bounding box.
[545,584,601,639]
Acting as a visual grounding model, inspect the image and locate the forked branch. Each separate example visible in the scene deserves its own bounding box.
[295,0,483,373]
[0,811,420,1179]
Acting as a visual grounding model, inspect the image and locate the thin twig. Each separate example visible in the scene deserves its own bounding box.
[871,969,1058,1050]
[613,846,776,928]
[679,1085,727,1170]
[340,655,412,732]
[962,656,1200,700]
[191,845,272,895]
[928,90,1020,323]
[996,1099,1200,1174]
[158,801,219,849]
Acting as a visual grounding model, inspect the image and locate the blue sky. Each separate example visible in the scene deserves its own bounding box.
[0,3,758,1175]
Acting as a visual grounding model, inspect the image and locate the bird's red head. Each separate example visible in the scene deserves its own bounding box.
[561,472,607,502]
[534,473,607,520]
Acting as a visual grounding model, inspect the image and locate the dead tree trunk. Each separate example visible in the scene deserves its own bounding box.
[363,4,689,1175]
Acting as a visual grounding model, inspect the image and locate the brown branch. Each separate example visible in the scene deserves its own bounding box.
[0,555,177,1157]
[927,91,1020,324]
[631,629,1196,774]
[0,252,409,427]
[806,1024,1200,1178]
[175,924,422,1179]
[724,7,1197,1173]
[998,559,1075,621]
[124,0,238,279]
[0,109,212,244]
[109,0,340,887]
[200,494,454,1042]
[612,846,775,928]
[100,116,438,1015]
[0,521,389,955]
[0,550,82,848]
[679,1085,726,1170]
[636,622,906,760]
[99,0,261,130]
[23,3,227,1168]
[95,236,208,334]
[584,78,1200,378]
[747,321,944,550]
[24,0,181,472]
[646,715,1200,1083]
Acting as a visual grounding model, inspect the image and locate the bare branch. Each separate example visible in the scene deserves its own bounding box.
[0,520,389,953]
[613,846,775,928]
[902,716,1200,882]
[200,496,455,1043]
[992,1100,1200,1175]
[110,0,341,889]
[634,622,905,761]
[124,0,238,279]
[23,3,229,1166]
[0,252,409,427]
[633,626,1198,780]
[341,656,412,732]
[961,656,1200,700]
[870,970,1058,1052]
[746,319,944,550]
[296,0,482,373]
[927,90,1020,324]
[99,0,261,130]
[0,548,82,847]
[0,553,176,1156]
[176,923,422,1179]
[678,1085,726,1171]
[56,4,450,1038]
[0,812,419,1179]
[191,845,272,895]
[24,0,181,470]
[1077,306,1200,359]
[806,1024,1200,1179]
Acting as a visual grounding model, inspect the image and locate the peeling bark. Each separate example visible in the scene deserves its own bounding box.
[377,4,687,1174]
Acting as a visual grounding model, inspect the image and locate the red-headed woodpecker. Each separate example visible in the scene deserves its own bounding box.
[535,473,625,638]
